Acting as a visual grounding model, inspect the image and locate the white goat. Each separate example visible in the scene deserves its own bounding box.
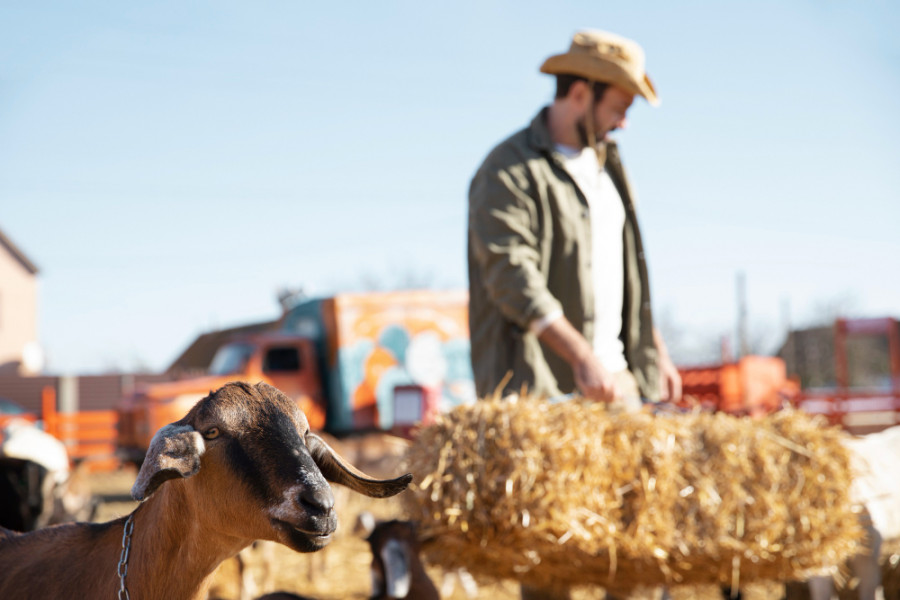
[806,425,900,600]
[0,382,411,600]
[0,418,96,531]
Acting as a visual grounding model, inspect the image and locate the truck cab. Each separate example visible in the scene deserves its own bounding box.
[117,333,325,464]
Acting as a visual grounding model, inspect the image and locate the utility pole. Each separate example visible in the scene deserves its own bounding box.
[736,271,748,359]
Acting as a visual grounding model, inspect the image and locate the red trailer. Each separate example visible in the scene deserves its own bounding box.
[792,317,900,435]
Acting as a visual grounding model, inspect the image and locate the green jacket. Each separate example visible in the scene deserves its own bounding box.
[467,107,660,401]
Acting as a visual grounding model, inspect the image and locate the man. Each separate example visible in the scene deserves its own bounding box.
[467,29,681,600]
[468,29,681,411]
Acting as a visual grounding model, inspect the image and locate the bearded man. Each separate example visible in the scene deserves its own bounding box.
[468,29,681,412]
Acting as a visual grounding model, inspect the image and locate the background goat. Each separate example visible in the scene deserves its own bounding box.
[802,426,900,600]
[0,419,97,531]
[364,518,440,600]
[0,381,411,600]
[356,511,477,600]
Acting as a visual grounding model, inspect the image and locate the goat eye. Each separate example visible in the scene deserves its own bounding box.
[202,427,220,440]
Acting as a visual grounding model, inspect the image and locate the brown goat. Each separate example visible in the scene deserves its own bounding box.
[366,519,440,600]
[0,382,411,600]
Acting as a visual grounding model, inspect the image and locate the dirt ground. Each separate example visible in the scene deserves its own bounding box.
[86,467,803,600]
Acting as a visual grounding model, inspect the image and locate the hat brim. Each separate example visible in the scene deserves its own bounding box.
[540,53,660,107]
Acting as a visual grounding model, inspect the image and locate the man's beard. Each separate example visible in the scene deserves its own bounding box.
[576,118,613,148]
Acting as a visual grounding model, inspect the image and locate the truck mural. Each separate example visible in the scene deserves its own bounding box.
[280,289,474,432]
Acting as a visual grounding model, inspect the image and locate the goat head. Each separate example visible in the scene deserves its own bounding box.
[131,382,412,553]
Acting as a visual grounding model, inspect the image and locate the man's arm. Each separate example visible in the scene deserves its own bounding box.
[470,157,617,402]
[537,316,616,402]
[469,162,563,330]
[653,327,682,403]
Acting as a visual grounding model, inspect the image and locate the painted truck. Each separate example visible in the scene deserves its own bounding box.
[116,290,475,462]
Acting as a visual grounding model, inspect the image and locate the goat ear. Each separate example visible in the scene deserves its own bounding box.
[306,433,412,498]
[353,510,377,538]
[132,424,206,501]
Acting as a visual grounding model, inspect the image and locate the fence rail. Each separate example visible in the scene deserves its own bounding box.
[792,390,900,435]
[41,386,120,471]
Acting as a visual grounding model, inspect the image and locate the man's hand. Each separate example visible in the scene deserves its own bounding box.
[536,316,617,402]
[654,328,682,403]
[572,353,617,402]
[657,353,682,403]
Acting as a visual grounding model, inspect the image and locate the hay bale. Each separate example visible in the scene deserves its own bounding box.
[402,398,864,592]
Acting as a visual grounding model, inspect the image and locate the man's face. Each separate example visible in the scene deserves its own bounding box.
[577,85,636,145]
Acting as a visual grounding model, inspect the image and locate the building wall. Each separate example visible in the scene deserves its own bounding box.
[0,248,38,374]
[778,322,897,390]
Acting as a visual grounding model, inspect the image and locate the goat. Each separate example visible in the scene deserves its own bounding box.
[356,511,479,600]
[0,382,412,600]
[731,426,900,600]
[0,419,96,532]
[800,426,900,600]
[0,456,51,531]
[233,540,278,600]
[365,518,440,600]
[251,515,464,600]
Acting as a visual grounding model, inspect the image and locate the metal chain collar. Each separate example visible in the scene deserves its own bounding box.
[117,512,135,600]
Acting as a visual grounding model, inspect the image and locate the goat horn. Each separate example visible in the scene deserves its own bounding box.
[306,433,412,498]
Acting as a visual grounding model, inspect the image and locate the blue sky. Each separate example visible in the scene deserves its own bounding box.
[1,1,898,373]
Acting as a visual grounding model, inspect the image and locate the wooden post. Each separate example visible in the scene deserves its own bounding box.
[888,318,900,392]
[888,318,900,418]
[833,318,849,389]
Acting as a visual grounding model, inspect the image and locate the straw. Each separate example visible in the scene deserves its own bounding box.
[401,397,864,593]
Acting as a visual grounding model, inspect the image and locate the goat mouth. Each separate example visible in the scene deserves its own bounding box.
[293,526,332,541]
[272,519,334,550]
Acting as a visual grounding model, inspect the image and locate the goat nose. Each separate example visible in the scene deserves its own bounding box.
[299,486,334,514]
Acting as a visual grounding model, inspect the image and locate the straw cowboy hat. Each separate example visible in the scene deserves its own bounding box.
[540,30,659,106]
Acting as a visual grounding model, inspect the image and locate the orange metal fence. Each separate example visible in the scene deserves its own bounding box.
[41,387,120,471]
[678,356,794,417]
[679,356,899,434]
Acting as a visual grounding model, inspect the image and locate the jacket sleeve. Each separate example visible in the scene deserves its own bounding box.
[468,159,563,330]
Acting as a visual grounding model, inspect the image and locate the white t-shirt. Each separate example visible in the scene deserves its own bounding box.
[556,145,628,373]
